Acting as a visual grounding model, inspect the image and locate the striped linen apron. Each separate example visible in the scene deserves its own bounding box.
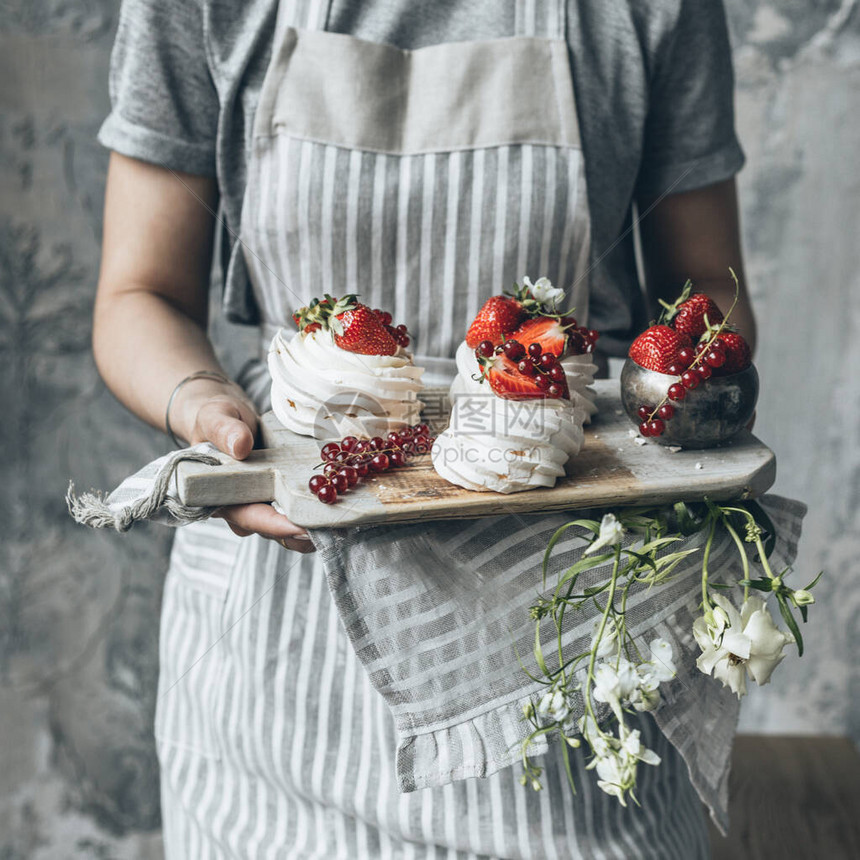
[156,1,711,856]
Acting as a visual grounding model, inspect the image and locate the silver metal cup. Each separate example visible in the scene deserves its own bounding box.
[619,360,759,448]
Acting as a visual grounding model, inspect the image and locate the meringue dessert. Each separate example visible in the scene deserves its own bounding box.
[268,296,424,440]
[431,280,598,493]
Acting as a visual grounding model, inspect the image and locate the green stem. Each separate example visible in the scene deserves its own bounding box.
[584,545,621,728]
[701,516,717,611]
[722,517,750,600]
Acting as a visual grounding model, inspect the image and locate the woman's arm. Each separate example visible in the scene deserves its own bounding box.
[638,177,756,354]
[94,153,312,549]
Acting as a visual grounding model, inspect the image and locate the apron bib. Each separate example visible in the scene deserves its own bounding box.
[237,0,592,387]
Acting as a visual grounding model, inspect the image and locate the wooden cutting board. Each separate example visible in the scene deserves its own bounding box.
[175,380,776,528]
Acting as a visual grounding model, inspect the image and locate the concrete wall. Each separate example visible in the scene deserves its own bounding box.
[1,1,857,856]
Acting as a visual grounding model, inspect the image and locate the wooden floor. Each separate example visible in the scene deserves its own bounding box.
[708,735,860,860]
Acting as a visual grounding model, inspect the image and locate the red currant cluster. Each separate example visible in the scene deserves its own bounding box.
[637,337,730,437]
[476,339,571,398]
[562,322,601,355]
[373,309,410,348]
[308,423,435,504]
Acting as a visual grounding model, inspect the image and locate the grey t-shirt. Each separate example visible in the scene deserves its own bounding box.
[98,0,744,355]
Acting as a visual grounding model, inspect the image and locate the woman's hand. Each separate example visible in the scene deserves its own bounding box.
[175,382,315,553]
[94,155,313,553]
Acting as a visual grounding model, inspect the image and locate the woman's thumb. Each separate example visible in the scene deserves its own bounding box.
[196,400,256,459]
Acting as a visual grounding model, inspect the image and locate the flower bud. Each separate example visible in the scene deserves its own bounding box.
[793,589,815,606]
[522,701,535,719]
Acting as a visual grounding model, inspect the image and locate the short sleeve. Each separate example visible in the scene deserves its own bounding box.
[98,0,219,176]
[635,0,745,200]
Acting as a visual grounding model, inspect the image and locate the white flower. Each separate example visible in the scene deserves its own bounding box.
[537,687,571,724]
[583,720,661,805]
[693,593,793,698]
[585,513,624,556]
[646,637,676,683]
[523,276,565,308]
[590,617,620,658]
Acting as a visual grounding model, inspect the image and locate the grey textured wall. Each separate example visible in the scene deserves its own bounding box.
[1,1,858,856]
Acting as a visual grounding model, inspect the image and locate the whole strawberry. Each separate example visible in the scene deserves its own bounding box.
[466,296,527,348]
[292,295,398,355]
[332,303,398,355]
[629,325,692,374]
[672,294,724,339]
[712,331,751,375]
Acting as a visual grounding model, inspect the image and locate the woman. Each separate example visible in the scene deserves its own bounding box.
[94,0,755,856]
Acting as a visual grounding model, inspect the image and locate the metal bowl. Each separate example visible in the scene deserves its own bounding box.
[619,360,759,448]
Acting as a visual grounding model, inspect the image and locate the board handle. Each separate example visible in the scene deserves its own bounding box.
[175,450,277,507]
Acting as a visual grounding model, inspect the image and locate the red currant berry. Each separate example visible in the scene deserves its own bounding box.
[518,359,537,377]
[535,373,551,390]
[370,436,385,451]
[539,353,557,370]
[705,348,726,368]
[696,364,712,381]
[588,329,600,342]
[330,474,349,493]
[387,432,403,447]
[355,461,370,478]
[389,450,405,467]
[639,421,652,437]
[308,475,328,494]
[379,310,393,326]
[648,419,665,436]
[353,440,370,455]
[681,370,700,389]
[323,462,340,477]
[399,335,411,348]
[340,435,358,452]
[695,342,708,355]
[337,466,358,487]
[333,450,351,463]
[637,405,652,420]
[476,340,494,358]
[528,342,543,359]
[667,383,687,401]
[413,423,429,436]
[547,383,564,398]
[657,404,675,420]
[414,439,429,454]
[666,362,683,376]
[678,347,695,367]
[400,440,415,454]
[567,331,585,354]
[317,484,338,504]
[711,337,725,350]
[321,442,341,461]
[549,365,566,382]
[503,339,526,361]
[399,426,414,439]
[370,453,390,472]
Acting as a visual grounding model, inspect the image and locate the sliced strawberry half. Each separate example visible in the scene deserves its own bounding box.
[477,353,569,400]
[629,325,692,373]
[509,317,571,357]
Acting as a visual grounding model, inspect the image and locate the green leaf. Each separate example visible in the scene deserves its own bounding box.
[542,519,599,586]
[556,552,614,591]
[777,594,804,657]
[559,734,578,796]
[803,570,824,591]
[739,578,773,592]
[533,618,551,676]
[582,583,611,597]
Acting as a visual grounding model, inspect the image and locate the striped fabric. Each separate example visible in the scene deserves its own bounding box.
[158,519,714,859]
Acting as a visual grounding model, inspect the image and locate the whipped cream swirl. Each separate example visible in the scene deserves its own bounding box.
[431,341,598,493]
[268,328,424,440]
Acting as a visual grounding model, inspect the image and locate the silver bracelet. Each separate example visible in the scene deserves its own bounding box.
[164,370,233,448]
